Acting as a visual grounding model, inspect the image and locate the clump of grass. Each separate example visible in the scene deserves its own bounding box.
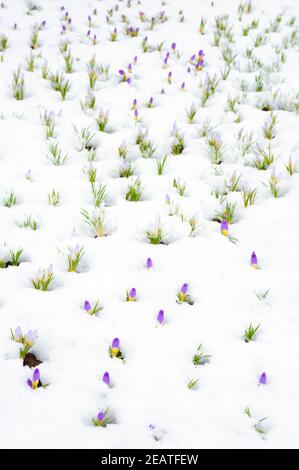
[173,178,186,196]
[241,187,257,207]
[126,178,143,201]
[200,73,219,106]
[244,323,260,343]
[21,214,38,230]
[91,183,107,207]
[47,142,69,166]
[41,110,56,139]
[65,245,85,273]
[4,189,17,207]
[12,68,25,100]
[96,108,109,132]
[186,103,197,123]
[8,248,23,266]
[263,112,277,140]
[118,161,135,178]
[146,218,167,245]
[285,157,297,176]
[206,133,225,165]
[81,88,96,111]
[0,34,8,55]
[154,155,168,175]
[30,266,54,291]
[48,189,60,206]
[193,344,211,366]
[49,72,71,100]
[74,126,96,152]
[268,172,280,198]
[188,379,199,390]
[81,207,107,238]
[214,201,237,224]
[254,144,275,170]
[236,128,255,157]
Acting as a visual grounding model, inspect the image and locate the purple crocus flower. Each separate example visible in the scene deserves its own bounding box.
[111,338,120,357]
[146,257,153,269]
[181,82,185,90]
[181,283,188,295]
[84,300,91,314]
[97,411,105,422]
[168,71,172,82]
[102,371,110,386]
[221,220,229,236]
[112,337,120,350]
[15,326,23,342]
[133,56,138,64]
[251,252,258,268]
[127,288,137,301]
[27,368,41,389]
[157,310,165,324]
[171,42,176,51]
[41,20,46,28]
[259,372,267,385]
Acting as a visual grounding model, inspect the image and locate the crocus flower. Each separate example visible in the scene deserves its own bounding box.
[27,368,41,389]
[259,372,267,385]
[111,338,120,357]
[171,42,176,51]
[132,98,137,110]
[14,326,23,342]
[251,252,258,269]
[167,71,172,84]
[102,372,110,386]
[146,257,153,269]
[25,330,38,346]
[221,220,229,236]
[84,300,91,314]
[97,411,105,422]
[157,310,165,324]
[178,283,189,302]
[181,82,186,90]
[127,288,137,301]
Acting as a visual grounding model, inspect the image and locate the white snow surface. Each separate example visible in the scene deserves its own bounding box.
[0,0,299,449]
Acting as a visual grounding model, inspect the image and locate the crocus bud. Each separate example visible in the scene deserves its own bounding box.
[15,326,23,342]
[27,368,41,389]
[157,310,164,324]
[127,288,137,301]
[102,372,110,386]
[84,300,91,314]
[146,257,153,269]
[178,283,188,302]
[97,411,105,422]
[220,220,229,236]
[251,252,258,269]
[111,338,120,357]
[259,372,267,385]
[171,42,176,51]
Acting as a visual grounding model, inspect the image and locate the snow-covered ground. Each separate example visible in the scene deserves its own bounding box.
[0,0,299,449]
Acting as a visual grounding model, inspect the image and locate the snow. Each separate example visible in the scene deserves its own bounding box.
[0,0,299,449]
